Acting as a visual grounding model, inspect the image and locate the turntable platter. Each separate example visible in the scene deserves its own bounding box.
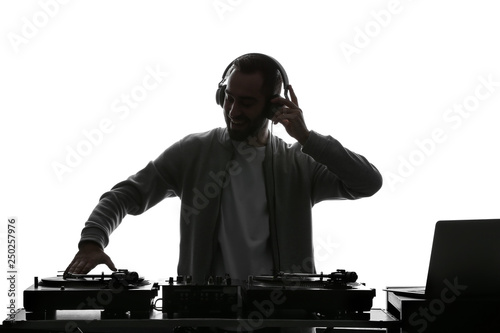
[40,270,149,288]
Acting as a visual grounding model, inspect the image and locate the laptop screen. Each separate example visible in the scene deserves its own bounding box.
[425,219,500,300]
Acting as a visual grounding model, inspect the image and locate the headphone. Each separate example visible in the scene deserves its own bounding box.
[215,53,290,119]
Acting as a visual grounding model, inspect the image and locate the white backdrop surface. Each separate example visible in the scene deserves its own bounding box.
[1,0,499,310]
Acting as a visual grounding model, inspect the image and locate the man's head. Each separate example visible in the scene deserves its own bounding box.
[219,54,285,143]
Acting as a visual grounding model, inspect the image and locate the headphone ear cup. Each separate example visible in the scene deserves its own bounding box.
[265,104,276,120]
[216,85,226,107]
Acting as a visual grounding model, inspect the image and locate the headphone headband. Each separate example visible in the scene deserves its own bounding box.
[216,53,290,107]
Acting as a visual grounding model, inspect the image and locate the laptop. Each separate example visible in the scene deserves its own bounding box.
[386,219,500,300]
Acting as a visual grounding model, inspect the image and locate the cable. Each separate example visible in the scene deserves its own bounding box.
[270,122,281,275]
[153,297,163,311]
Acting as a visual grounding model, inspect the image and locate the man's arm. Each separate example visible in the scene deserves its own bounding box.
[271,85,382,199]
[65,149,181,274]
[302,131,382,199]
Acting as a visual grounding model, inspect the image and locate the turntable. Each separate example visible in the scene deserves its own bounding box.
[23,269,159,319]
[242,270,376,319]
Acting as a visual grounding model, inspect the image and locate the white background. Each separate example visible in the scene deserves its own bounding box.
[1,0,499,311]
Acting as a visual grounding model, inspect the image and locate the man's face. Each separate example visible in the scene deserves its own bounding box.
[223,69,268,141]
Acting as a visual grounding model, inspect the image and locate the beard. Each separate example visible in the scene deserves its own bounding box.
[224,112,268,142]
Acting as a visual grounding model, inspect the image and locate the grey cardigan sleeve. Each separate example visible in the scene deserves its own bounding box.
[79,142,183,249]
[301,130,383,200]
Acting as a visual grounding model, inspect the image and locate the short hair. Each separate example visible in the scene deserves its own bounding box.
[231,54,283,98]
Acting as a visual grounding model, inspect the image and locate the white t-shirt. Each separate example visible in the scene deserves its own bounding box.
[212,141,274,281]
